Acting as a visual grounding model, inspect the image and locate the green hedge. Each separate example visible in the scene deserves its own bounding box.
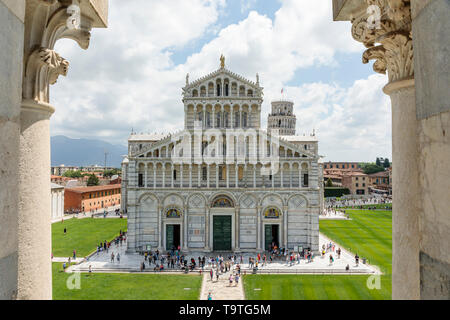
[325,187,350,198]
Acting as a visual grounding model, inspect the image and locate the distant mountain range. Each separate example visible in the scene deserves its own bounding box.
[51,135,128,168]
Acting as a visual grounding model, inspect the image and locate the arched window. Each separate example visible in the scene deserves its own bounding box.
[192,89,198,97]
[242,112,248,127]
[217,84,221,96]
[225,84,229,96]
[224,111,229,128]
[216,112,221,128]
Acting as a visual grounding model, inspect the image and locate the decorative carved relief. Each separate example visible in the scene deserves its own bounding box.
[351,0,413,83]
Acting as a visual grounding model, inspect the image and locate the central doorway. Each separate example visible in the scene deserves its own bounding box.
[265,224,280,251]
[166,224,180,250]
[213,216,232,251]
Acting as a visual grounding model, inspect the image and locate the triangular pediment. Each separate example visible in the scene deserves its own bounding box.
[183,68,261,93]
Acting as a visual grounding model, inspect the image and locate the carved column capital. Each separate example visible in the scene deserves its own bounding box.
[23,2,93,103]
[351,0,413,83]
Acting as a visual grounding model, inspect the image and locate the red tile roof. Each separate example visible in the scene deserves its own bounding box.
[65,184,121,194]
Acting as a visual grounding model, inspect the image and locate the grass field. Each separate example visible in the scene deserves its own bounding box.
[320,210,392,274]
[53,263,202,300]
[244,210,392,300]
[244,275,391,300]
[52,218,127,257]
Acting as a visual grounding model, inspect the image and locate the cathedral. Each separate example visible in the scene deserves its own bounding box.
[121,57,322,253]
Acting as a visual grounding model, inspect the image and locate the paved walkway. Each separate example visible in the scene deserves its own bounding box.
[52,205,123,224]
[199,268,245,300]
[67,234,380,275]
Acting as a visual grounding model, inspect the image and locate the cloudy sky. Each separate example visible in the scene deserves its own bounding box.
[51,0,392,162]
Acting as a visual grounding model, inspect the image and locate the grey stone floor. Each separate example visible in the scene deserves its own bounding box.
[66,233,381,275]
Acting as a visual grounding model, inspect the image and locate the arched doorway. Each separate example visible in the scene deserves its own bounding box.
[210,195,235,251]
[263,207,281,251]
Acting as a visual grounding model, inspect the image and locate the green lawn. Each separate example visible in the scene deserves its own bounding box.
[320,210,392,275]
[244,275,391,300]
[53,263,202,300]
[244,210,392,300]
[52,218,127,257]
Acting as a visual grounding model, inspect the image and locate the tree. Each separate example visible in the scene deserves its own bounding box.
[87,174,99,186]
[362,163,385,175]
[103,168,120,178]
[63,170,82,178]
[326,178,333,187]
[383,158,390,168]
[376,157,382,167]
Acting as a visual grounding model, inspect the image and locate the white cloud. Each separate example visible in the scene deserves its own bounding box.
[50,0,391,162]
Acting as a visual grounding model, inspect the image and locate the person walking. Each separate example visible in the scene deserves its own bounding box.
[207,292,212,300]
[117,253,120,264]
[210,268,213,281]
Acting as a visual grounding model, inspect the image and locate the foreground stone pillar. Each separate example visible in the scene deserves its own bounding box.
[15,0,108,299]
[384,79,420,299]
[17,100,54,299]
[0,0,25,300]
[336,0,420,299]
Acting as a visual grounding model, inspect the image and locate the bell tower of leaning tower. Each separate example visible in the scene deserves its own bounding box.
[267,100,297,135]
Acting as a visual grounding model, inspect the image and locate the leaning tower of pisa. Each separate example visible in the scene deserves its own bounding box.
[267,100,297,136]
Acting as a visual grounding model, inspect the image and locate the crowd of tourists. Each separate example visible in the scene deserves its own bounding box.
[325,196,392,209]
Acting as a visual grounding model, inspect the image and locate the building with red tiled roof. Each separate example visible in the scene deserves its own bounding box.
[64,184,121,212]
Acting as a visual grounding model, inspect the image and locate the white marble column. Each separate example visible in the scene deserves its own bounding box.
[235,164,238,188]
[153,166,156,189]
[207,164,210,188]
[180,164,184,188]
[189,164,192,188]
[235,207,240,251]
[283,206,288,247]
[144,165,148,188]
[171,163,174,188]
[18,99,54,300]
[226,165,229,188]
[158,205,163,250]
[205,207,210,251]
[183,206,188,250]
[289,163,293,188]
[280,165,283,188]
[256,206,261,251]
[253,166,256,188]
[215,164,219,188]
[162,164,166,188]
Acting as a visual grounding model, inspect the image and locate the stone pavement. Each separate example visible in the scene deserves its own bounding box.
[67,233,381,275]
[52,205,123,224]
[52,257,85,263]
[199,269,245,300]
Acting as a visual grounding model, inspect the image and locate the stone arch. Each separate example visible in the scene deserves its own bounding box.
[138,193,159,207]
[162,193,184,208]
[260,193,284,208]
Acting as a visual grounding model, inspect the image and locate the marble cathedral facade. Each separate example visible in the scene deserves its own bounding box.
[122,58,321,253]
